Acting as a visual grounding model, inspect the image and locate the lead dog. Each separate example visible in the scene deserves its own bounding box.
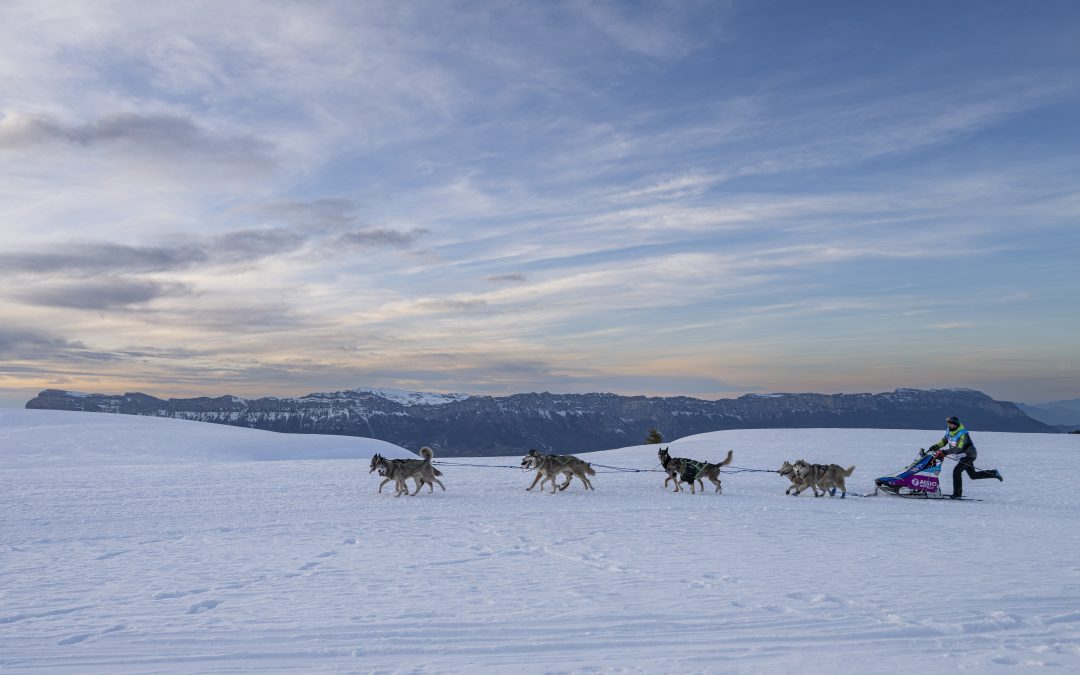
[369,447,445,497]
[658,447,734,494]
[792,459,855,497]
[521,449,595,493]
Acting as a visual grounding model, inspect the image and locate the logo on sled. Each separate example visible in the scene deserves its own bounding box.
[910,475,938,491]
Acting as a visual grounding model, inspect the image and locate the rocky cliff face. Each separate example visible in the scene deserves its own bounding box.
[26,387,1053,456]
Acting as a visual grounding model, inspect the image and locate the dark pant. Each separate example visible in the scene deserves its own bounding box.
[952,454,997,496]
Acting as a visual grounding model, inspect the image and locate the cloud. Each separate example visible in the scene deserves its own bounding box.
[166,304,312,333]
[0,327,84,357]
[11,278,190,310]
[570,0,727,61]
[113,346,205,360]
[0,111,276,170]
[0,243,208,277]
[178,349,754,400]
[210,228,308,263]
[246,199,362,232]
[485,273,527,283]
[931,322,975,330]
[377,297,490,319]
[0,223,428,279]
[0,327,118,362]
[336,228,430,249]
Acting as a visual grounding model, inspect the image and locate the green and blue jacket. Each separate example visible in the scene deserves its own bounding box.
[930,424,976,458]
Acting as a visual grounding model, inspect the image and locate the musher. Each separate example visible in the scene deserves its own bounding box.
[928,416,1002,499]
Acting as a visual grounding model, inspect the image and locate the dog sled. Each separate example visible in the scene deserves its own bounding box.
[872,449,980,500]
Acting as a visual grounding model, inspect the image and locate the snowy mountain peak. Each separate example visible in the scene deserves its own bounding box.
[351,386,471,406]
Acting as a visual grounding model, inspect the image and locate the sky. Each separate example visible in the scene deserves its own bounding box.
[1,0,1079,408]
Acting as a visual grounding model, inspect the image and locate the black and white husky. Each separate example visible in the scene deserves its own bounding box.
[658,447,733,494]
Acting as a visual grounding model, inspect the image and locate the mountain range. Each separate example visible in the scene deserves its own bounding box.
[1016,399,1080,432]
[25,386,1057,456]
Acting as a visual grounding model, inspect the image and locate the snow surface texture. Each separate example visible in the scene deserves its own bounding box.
[2,410,1078,673]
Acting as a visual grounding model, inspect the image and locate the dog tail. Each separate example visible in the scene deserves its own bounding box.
[718,449,733,467]
[843,465,855,476]
[583,463,596,476]
[420,446,434,460]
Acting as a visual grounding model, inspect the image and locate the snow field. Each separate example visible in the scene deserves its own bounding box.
[1,411,1078,673]
[0,409,417,465]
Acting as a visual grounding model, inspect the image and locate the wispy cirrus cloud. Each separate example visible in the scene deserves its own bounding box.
[484,273,527,284]
[12,278,192,310]
[0,220,429,281]
[336,228,430,249]
[0,111,276,170]
[0,243,208,277]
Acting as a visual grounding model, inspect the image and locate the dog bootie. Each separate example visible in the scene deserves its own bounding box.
[994,470,1003,482]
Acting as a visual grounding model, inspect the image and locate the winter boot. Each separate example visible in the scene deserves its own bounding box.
[993,469,1003,482]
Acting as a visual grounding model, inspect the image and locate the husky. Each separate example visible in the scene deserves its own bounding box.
[369,447,445,497]
[658,447,734,494]
[521,449,596,493]
[657,447,683,491]
[778,460,807,495]
[369,453,435,494]
[792,459,855,497]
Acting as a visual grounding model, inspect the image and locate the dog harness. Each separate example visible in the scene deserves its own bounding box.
[682,460,707,482]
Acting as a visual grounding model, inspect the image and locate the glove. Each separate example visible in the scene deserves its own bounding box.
[933,450,945,461]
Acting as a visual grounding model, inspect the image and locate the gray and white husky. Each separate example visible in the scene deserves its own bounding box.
[778,460,810,495]
[520,449,596,493]
[792,459,855,497]
[369,447,445,497]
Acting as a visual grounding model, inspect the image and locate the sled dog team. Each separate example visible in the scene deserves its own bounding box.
[370,445,854,498]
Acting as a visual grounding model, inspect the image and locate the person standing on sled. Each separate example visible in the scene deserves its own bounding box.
[928,416,1002,499]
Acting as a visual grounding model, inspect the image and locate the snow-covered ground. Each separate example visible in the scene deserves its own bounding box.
[2,409,1078,673]
[0,409,416,465]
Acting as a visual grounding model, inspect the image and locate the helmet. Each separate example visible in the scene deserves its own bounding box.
[946,416,960,426]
